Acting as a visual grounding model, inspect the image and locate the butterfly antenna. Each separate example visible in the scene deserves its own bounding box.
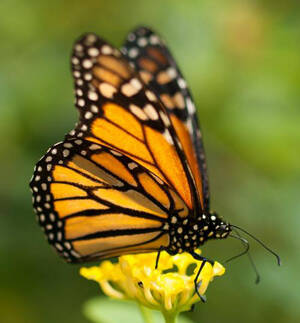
[225,233,250,263]
[233,229,260,284]
[231,224,281,266]
[246,250,260,284]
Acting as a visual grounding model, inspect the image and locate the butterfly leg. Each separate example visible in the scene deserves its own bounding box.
[191,252,214,303]
[155,246,166,269]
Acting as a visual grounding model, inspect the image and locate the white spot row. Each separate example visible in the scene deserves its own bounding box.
[162,129,174,145]
[137,37,147,47]
[82,59,93,69]
[177,78,187,89]
[166,67,177,79]
[121,78,142,97]
[144,104,158,120]
[88,91,98,101]
[128,33,136,41]
[84,34,97,45]
[145,90,157,102]
[149,34,160,45]
[186,97,196,114]
[128,47,139,58]
[159,111,171,127]
[129,104,148,121]
[88,47,99,57]
[128,162,138,170]
[99,83,116,98]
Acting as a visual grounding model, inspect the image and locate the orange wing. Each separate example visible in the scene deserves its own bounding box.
[30,139,189,262]
[67,33,199,212]
[122,27,209,212]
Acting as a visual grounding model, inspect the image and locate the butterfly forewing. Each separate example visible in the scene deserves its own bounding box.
[30,139,191,262]
[67,32,198,211]
[122,27,210,211]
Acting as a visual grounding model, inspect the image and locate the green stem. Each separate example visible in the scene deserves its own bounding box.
[138,304,153,323]
[162,311,178,323]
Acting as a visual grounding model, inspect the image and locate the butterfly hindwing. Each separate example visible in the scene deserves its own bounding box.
[122,26,210,211]
[30,138,190,262]
[68,32,198,210]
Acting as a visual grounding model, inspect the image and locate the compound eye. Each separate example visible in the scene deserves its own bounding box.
[217,224,228,234]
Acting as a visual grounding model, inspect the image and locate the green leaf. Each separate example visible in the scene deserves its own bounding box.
[83,297,194,323]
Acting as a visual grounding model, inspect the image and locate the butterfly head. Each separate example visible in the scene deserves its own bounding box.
[205,212,231,240]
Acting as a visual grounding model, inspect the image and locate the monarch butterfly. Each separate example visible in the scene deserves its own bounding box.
[30,27,280,297]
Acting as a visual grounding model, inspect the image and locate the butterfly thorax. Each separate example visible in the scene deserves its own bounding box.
[166,211,231,254]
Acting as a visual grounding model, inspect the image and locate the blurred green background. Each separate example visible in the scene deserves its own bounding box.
[1,0,299,322]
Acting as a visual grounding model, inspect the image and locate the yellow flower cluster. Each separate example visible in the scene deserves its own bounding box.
[80,250,225,317]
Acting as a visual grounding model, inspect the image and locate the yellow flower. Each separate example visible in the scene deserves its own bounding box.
[80,250,225,323]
